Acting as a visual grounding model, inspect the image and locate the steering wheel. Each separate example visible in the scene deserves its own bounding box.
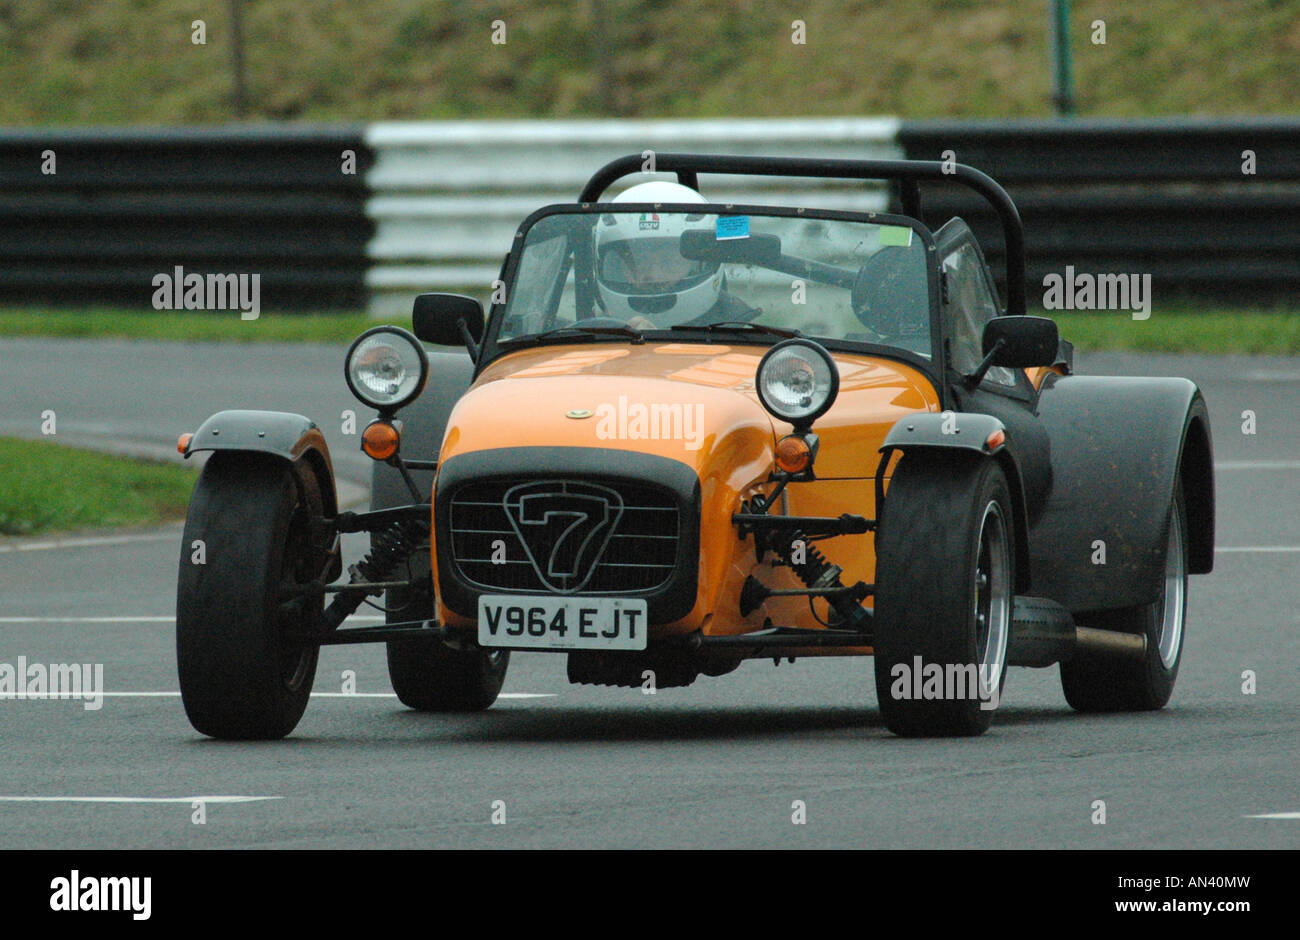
[852,246,915,340]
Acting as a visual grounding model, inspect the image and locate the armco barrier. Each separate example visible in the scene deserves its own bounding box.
[0,124,372,309]
[362,118,902,315]
[896,117,1300,301]
[2,118,1298,315]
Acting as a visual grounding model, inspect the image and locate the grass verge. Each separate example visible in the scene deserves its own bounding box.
[0,437,196,536]
[3,306,1298,354]
[1,1,1297,124]
[1048,308,1300,355]
[0,309,377,344]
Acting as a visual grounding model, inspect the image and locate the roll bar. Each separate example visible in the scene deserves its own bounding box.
[578,152,1027,317]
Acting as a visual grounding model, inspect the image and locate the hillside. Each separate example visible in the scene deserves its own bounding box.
[0,0,1297,126]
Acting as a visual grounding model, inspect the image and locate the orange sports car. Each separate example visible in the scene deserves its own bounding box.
[176,153,1214,739]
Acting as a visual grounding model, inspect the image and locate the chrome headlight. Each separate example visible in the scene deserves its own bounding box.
[344,326,429,412]
[755,339,839,429]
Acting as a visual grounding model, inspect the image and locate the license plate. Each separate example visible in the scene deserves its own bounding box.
[477,595,648,650]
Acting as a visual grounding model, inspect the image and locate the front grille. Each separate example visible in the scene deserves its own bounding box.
[447,477,679,594]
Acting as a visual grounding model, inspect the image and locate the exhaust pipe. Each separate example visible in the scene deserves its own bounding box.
[1009,596,1148,666]
[1074,626,1147,659]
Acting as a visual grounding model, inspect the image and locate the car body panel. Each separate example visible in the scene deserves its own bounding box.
[450,342,941,479]
[429,342,941,645]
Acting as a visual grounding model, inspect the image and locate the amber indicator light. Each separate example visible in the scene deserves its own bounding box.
[775,435,812,474]
[362,421,401,460]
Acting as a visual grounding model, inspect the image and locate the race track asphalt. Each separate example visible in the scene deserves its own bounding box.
[1,338,1297,848]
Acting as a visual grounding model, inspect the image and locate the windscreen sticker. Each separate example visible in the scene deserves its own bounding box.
[878,225,913,247]
[716,216,750,240]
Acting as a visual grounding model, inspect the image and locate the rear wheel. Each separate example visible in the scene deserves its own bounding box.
[1060,484,1188,712]
[385,579,509,712]
[176,454,325,739]
[873,455,1014,737]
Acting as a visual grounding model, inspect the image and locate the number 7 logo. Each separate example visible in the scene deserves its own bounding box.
[503,481,624,593]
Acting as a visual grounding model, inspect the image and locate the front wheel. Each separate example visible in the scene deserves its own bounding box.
[1060,484,1188,712]
[176,454,327,739]
[385,582,509,712]
[873,455,1015,737]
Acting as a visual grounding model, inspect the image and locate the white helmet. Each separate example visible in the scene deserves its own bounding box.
[595,180,722,327]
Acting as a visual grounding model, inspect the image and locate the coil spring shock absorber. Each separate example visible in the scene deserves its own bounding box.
[321,517,428,630]
[783,529,871,632]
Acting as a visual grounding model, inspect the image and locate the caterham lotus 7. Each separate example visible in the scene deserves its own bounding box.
[175,153,1213,738]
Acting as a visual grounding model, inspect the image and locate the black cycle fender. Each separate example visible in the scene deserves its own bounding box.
[184,409,338,517]
[1028,374,1214,613]
[878,411,1033,593]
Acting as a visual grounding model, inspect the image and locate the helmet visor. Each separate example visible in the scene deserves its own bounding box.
[598,237,715,294]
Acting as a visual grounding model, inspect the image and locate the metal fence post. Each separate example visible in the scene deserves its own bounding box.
[1049,0,1075,116]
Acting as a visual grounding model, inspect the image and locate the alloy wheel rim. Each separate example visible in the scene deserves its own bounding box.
[973,501,1011,700]
[1156,507,1186,669]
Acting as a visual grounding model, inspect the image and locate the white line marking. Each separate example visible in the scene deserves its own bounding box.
[1216,460,1300,470]
[0,615,386,623]
[86,691,554,699]
[0,532,176,553]
[0,795,279,805]
[1215,547,1300,553]
[1245,812,1300,819]
[0,616,177,623]
[1244,372,1300,382]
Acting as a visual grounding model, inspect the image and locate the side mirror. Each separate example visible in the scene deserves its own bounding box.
[412,293,484,347]
[982,315,1059,368]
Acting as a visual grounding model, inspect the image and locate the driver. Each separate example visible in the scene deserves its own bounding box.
[595,181,757,330]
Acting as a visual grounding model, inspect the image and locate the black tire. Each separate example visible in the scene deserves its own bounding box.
[385,580,509,712]
[873,455,1015,737]
[176,454,325,739]
[367,352,505,714]
[1060,483,1188,712]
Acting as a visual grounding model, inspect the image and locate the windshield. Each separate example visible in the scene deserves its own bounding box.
[495,207,933,357]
